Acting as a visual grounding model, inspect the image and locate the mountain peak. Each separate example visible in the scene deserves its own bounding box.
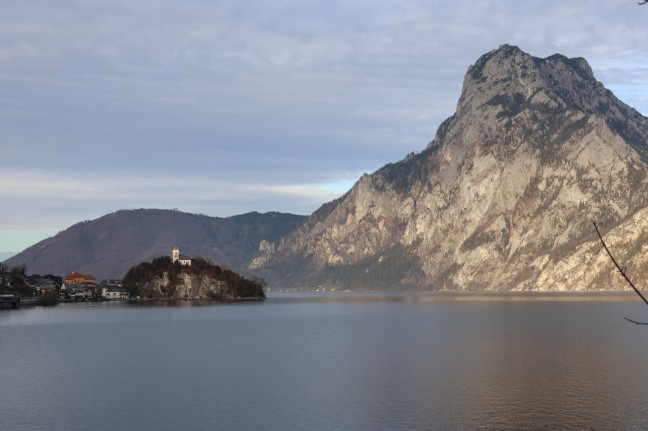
[458,44,602,117]
[441,44,648,158]
[466,44,595,86]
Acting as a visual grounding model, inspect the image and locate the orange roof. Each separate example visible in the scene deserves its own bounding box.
[64,272,96,283]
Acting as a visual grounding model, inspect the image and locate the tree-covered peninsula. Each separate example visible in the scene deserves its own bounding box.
[123,256,265,300]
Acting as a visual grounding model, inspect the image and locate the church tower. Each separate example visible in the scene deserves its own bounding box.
[171,244,191,266]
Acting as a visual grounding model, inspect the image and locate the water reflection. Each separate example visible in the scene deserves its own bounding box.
[124,298,265,307]
[267,290,641,304]
[2,292,648,430]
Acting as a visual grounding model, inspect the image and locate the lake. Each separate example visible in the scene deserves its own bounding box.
[1,292,648,430]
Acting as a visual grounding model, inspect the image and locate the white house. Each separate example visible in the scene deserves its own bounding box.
[172,245,192,266]
[102,287,129,300]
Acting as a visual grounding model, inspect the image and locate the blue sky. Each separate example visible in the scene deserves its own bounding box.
[2,0,648,257]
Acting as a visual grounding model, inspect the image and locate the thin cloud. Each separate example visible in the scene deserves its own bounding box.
[0,169,351,229]
[2,0,648,251]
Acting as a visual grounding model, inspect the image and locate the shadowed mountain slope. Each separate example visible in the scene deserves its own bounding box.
[5,209,305,280]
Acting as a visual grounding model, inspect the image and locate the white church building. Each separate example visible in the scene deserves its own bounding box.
[172,245,192,266]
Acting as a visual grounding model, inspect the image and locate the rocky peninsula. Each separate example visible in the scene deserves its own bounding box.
[123,256,265,300]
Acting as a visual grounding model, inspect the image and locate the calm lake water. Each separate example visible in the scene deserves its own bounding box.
[2,292,648,430]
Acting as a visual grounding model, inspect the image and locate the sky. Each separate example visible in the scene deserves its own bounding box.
[2,0,648,257]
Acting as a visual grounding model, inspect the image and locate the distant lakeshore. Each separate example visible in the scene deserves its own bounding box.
[3,290,645,312]
[260,290,644,302]
[6,295,266,309]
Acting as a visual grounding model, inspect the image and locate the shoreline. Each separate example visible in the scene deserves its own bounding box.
[5,290,645,309]
[4,296,266,309]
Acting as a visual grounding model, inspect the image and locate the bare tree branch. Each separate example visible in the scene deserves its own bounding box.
[624,317,648,325]
[593,222,648,323]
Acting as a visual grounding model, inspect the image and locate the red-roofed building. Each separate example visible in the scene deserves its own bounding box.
[64,272,96,286]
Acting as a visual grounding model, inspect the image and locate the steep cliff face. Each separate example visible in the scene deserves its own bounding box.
[254,44,648,291]
[138,272,230,300]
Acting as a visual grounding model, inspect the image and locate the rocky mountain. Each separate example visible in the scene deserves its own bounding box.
[253,44,648,291]
[5,209,305,280]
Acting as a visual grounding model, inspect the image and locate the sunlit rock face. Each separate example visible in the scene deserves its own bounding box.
[138,272,231,299]
[253,44,648,291]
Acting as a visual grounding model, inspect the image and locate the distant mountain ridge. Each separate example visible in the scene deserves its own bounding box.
[5,209,306,280]
[252,44,648,291]
[0,252,17,261]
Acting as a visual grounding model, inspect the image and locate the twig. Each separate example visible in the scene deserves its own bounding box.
[593,222,648,306]
[624,317,648,325]
[593,222,648,323]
